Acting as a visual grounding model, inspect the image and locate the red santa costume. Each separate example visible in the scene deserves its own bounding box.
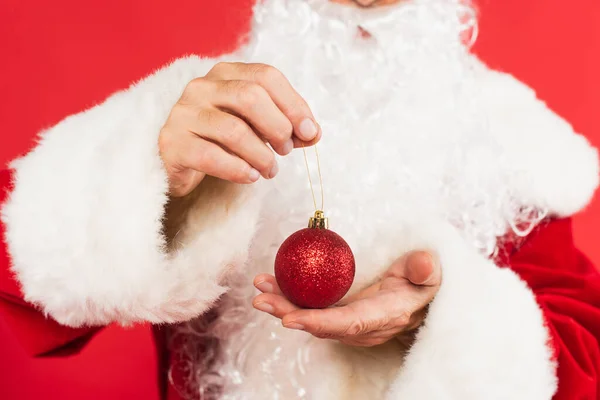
[1,0,600,399]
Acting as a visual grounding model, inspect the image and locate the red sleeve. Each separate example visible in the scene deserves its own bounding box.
[508,218,600,399]
[0,169,97,356]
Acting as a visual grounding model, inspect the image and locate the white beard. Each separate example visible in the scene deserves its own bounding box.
[170,1,564,399]
[243,0,524,260]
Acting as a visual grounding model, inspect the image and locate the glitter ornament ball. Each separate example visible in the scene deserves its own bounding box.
[275,211,355,309]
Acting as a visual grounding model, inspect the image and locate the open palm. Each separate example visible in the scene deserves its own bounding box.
[253,251,441,347]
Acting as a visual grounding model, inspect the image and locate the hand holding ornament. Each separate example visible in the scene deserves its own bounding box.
[158,62,321,197]
[253,251,441,347]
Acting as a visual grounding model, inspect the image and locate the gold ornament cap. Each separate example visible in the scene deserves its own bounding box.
[308,210,329,229]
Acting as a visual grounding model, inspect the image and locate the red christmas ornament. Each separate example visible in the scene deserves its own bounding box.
[275,210,355,309]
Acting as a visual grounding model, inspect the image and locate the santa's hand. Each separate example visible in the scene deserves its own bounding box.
[252,251,441,347]
[159,62,321,197]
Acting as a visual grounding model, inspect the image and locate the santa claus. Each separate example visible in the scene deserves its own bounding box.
[1,0,599,399]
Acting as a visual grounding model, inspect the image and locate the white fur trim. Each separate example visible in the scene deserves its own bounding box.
[1,56,263,327]
[386,223,557,399]
[474,63,599,217]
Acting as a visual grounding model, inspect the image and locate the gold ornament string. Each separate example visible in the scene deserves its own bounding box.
[302,144,324,212]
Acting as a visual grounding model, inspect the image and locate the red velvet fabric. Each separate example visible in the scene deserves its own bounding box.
[509,219,600,399]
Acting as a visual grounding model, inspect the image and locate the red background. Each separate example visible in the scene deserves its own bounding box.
[0,0,598,398]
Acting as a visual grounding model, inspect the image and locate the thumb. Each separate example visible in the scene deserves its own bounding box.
[403,251,441,287]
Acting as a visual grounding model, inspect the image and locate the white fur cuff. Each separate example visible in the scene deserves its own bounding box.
[1,56,261,327]
[387,225,557,399]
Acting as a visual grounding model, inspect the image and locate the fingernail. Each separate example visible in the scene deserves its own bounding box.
[284,322,305,330]
[254,302,274,314]
[255,281,273,293]
[248,168,260,182]
[426,252,436,265]
[281,138,294,155]
[422,253,438,284]
[268,162,279,179]
[408,251,437,285]
[298,118,317,141]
